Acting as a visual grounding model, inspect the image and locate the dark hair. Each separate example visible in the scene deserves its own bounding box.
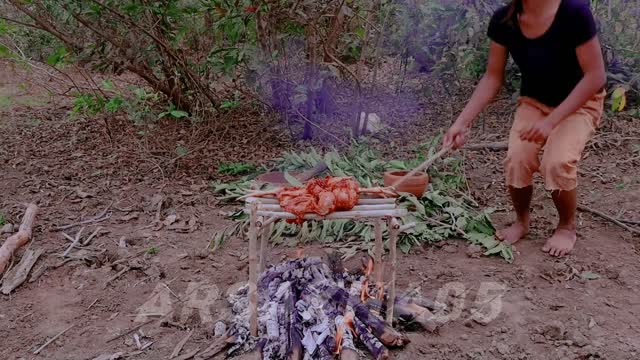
[504,0,523,25]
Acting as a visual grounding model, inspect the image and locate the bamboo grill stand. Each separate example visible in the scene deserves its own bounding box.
[244,197,416,336]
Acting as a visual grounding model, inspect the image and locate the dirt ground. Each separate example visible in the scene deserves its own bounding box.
[1,61,640,360]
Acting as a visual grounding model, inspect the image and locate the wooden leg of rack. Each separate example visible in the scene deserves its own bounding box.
[386,217,399,325]
[248,202,259,336]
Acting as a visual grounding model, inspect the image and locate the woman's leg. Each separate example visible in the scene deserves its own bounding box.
[541,189,578,256]
[498,186,533,243]
[497,99,545,244]
[540,93,604,256]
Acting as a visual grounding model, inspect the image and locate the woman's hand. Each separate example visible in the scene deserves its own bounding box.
[520,119,554,144]
[443,122,470,150]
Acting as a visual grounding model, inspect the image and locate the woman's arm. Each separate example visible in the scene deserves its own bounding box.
[521,36,606,143]
[444,41,508,149]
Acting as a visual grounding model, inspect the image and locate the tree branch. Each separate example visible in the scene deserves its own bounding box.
[0,15,45,31]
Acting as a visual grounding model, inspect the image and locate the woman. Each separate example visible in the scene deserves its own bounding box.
[443,0,606,257]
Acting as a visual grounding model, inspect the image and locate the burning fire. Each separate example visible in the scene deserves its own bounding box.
[360,257,375,302]
[335,312,357,354]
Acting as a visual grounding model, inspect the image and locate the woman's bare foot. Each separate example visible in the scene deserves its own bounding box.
[542,228,577,257]
[496,221,529,244]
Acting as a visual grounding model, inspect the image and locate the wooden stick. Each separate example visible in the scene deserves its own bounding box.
[248,202,259,336]
[578,205,640,235]
[390,146,451,190]
[373,219,383,286]
[174,347,199,360]
[1,249,44,294]
[106,319,154,343]
[170,329,193,359]
[33,324,74,354]
[55,203,112,231]
[245,197,397,205]
[463,141,508,151]
[258,221,271,273]
[63,226,85,257]
[386,218,399,325]
[175,348,199,360]
[253,209,408,220]
[398,222,416,233]
[82,227,102,246]
[258,216,278,230]
[357,198,397,204]
[256,203,397,211]
[0,204,38,275]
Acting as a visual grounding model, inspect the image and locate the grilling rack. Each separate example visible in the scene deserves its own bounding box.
[243,196,416,336]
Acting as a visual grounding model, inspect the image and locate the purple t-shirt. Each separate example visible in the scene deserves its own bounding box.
[488,0,598,107]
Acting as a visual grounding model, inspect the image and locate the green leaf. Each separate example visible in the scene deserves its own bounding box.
[46,46,68,67]
[284,171,303,187]
[176,144,189,157]
[101,80,115,91]
[611,87,626,112]
[170,110,189,118]
[106,96,124,112]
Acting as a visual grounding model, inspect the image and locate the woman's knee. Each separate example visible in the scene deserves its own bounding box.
[503,150,539,188]
[540,156,578,191]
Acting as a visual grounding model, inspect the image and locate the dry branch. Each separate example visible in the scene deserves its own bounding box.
[578,205,640,235]
[1,249,44,294]
[170,330,193,359]
[33,324,75,355]
[0,204,38,275]
[463,142,508,151]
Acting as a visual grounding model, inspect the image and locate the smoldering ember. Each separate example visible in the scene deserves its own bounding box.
[222,255,447,359]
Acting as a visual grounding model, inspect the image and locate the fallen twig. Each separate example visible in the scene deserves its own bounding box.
[1,249,44,294]
[106,319,154,343]
[87,298,99,310]
[578,205,640,235]
[103,266,131,289]
[620,218,640,226]
[175,348,200,360]
[83,227,102,246]
[0,204,39,275]
[170,329,193,359]
[33,324,75,354]
[55,203,113,231]
[63,226,85,257]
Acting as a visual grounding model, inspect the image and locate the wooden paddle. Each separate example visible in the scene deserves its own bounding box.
[389,146,452,190]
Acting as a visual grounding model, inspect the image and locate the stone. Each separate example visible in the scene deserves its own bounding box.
[460,334,469,341]
[466,244,484,258]
[0,223,14,234]
[524,291,534,301]
[496,343,510,355]
[442,244,458,253]
[214,321,226,336]
[531,334,546,344]
[543,321,566,341]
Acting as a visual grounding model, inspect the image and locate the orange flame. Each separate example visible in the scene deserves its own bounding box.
[360,257,375,302]
[334,324,343,354]
[345,312,357,337]
[364,256,374,276]
[376,282,385,301]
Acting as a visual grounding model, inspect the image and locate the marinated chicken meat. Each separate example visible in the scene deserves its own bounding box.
[276,176,360,223]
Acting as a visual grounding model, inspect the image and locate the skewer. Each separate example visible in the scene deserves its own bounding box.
[256,204,396,211]
[252,209,408,220]
[245,197,397,205]
[239,186,398,201]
